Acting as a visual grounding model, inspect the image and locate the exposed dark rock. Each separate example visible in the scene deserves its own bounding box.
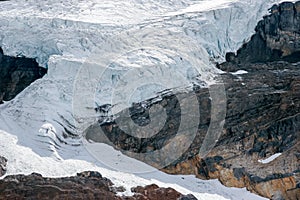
[0,172,196,200]
[225,52,236,63]
[220,1,300,69]
[0,156,7,177]
[0,47,47,103]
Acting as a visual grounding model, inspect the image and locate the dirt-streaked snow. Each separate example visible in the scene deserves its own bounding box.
[258,153,282,164]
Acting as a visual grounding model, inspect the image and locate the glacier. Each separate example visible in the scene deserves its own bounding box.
[0,0,285,67]
[0,0,289,199]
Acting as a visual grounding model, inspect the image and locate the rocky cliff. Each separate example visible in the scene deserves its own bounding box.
[96,60,300,200]
[223,1,300,65]
[0,47,46,103]
[0,171,196,200]
[87,2,300,199]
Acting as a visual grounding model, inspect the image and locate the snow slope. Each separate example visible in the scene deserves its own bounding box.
[0,0,287,199]
[0,130,266,200]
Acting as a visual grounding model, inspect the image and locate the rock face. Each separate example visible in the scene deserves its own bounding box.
[86,2,300,199]
[0,156,7,177]
[0,172,196,200]
[0,47,47,103]
[223,1,300,65]
[191,62,299,200]
[94,60,300,200]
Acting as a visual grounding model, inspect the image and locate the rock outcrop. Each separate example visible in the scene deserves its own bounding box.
[0,171,117,200]
[86,2,300,199]
[0,47,47,103]
[131,184,197,200]
[223,1,300,65]
[0,172,196,200]
[0,156,7,177]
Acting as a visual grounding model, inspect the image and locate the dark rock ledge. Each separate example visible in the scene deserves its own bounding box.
[0,47,47,103]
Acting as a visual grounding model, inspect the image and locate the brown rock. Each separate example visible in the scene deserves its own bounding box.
[0,172,196,200]
[0,172,119,200]
[130,184,197,200]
